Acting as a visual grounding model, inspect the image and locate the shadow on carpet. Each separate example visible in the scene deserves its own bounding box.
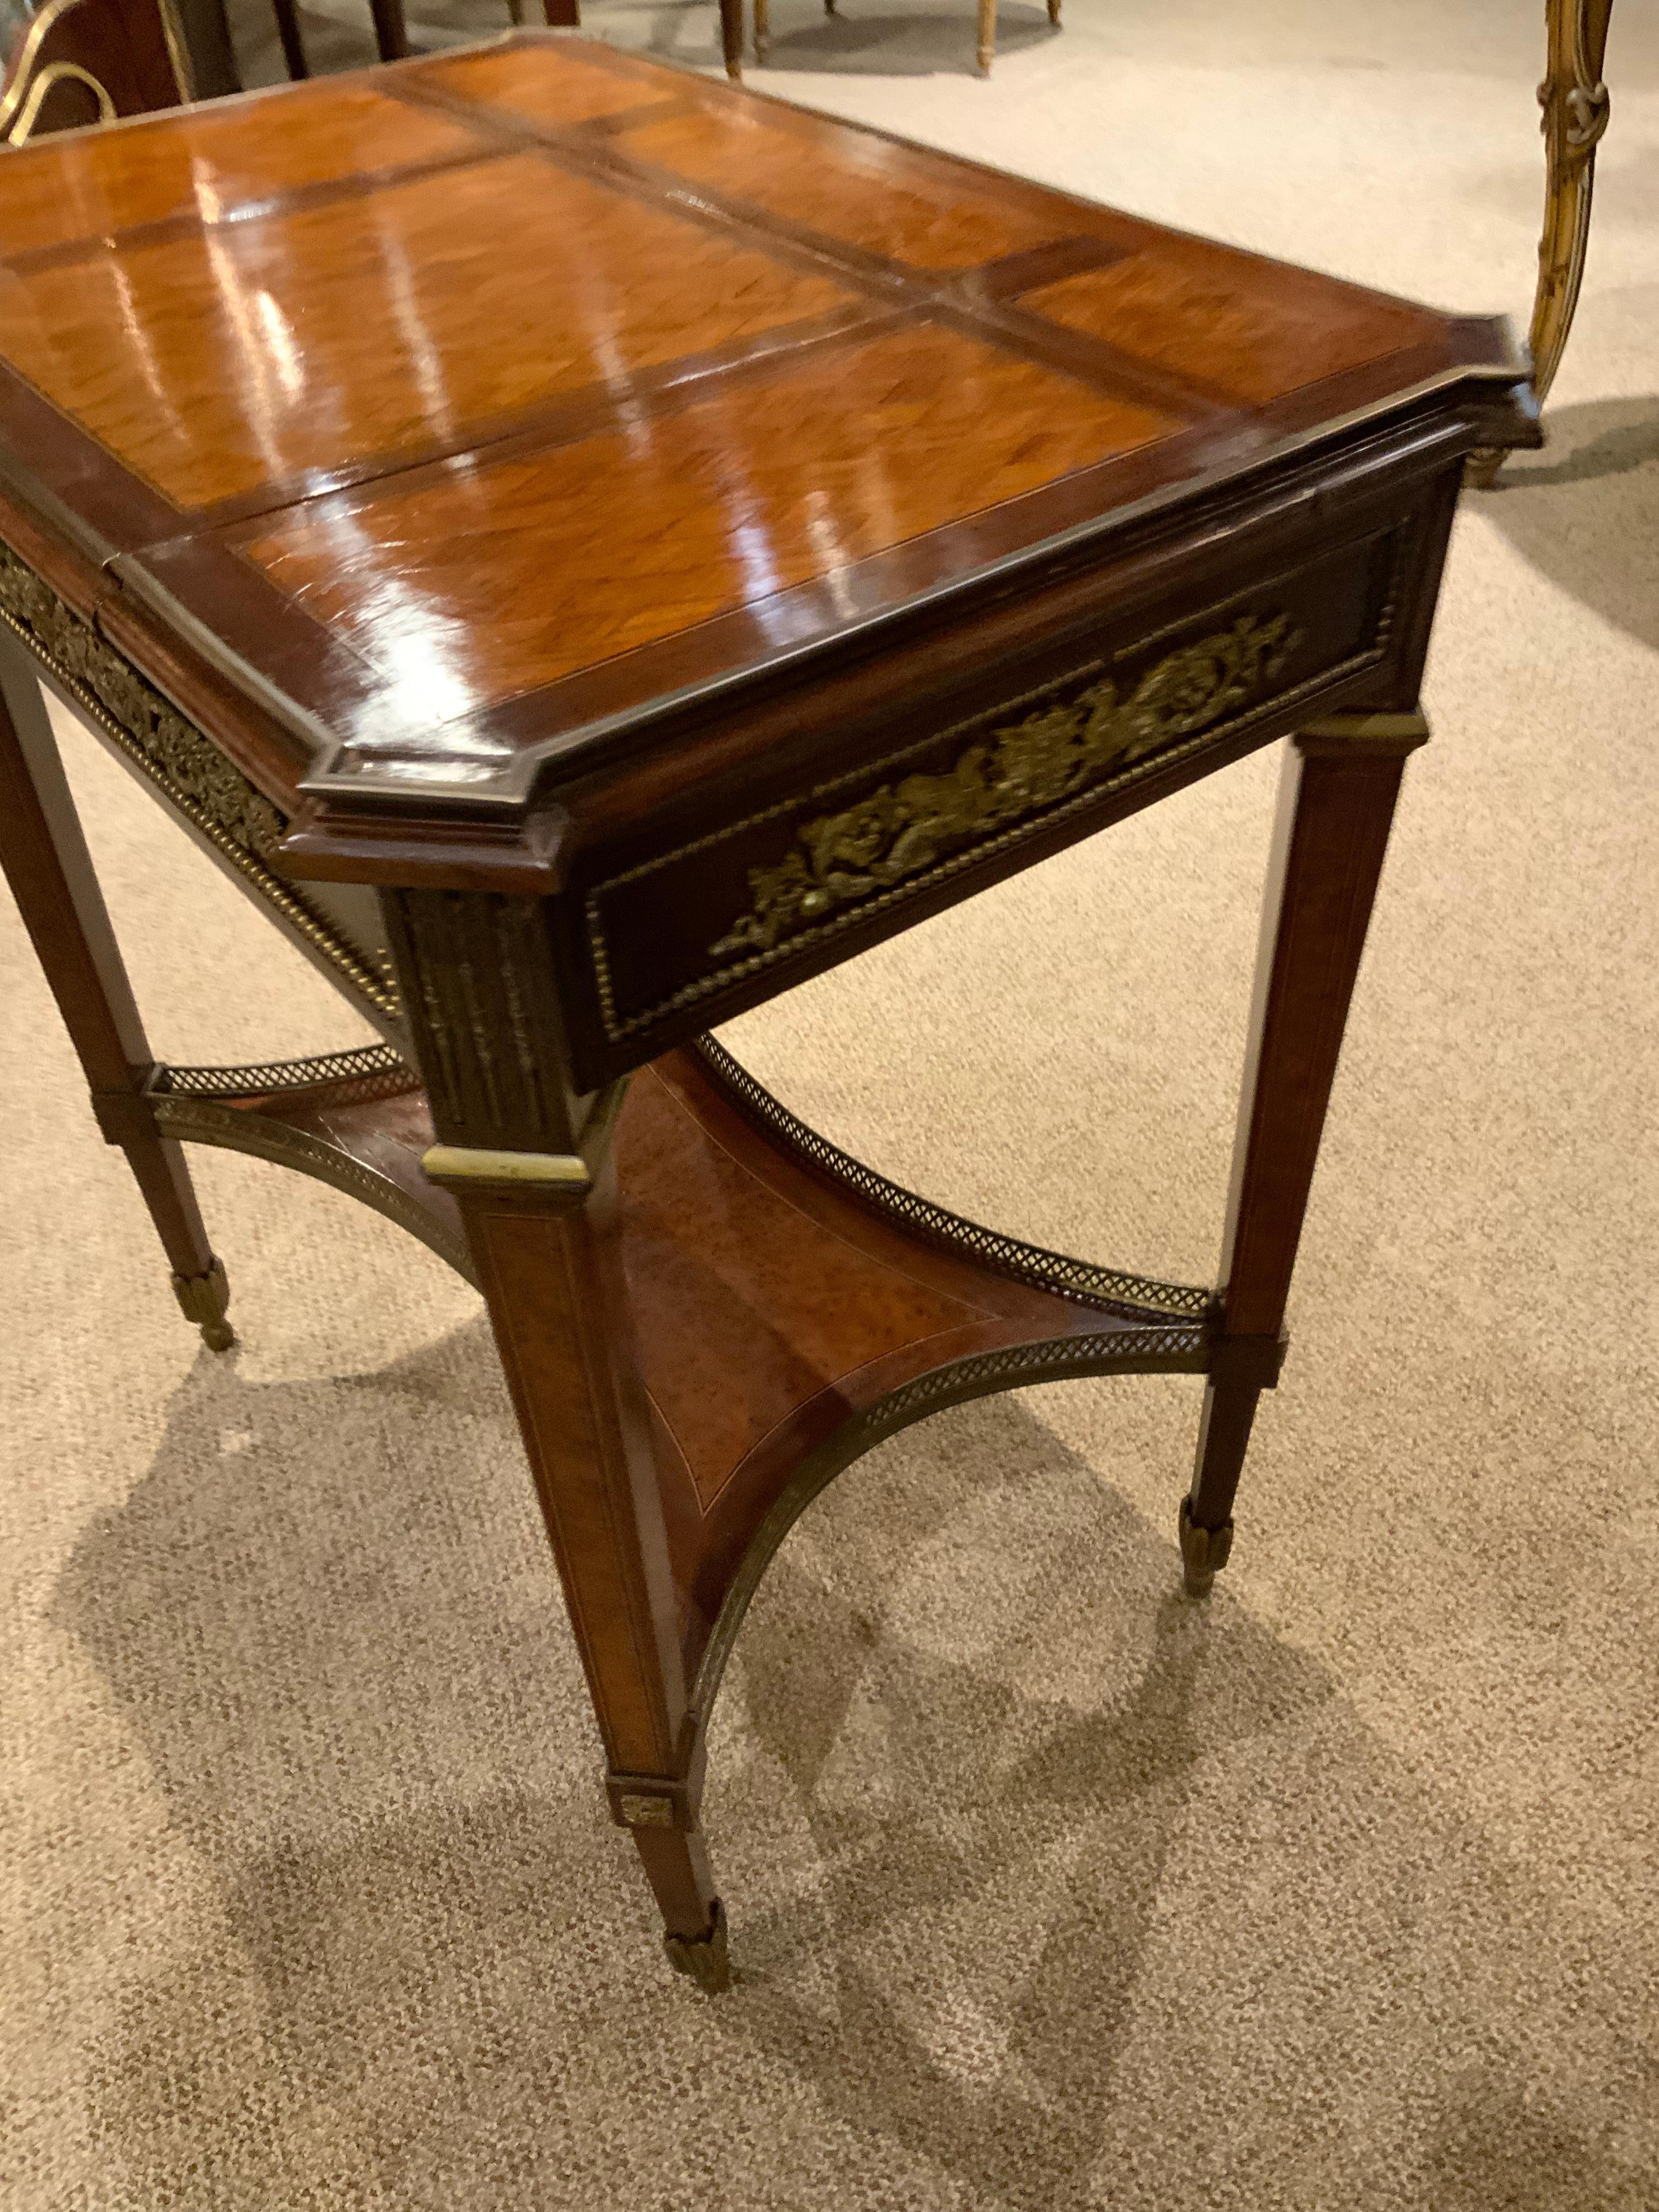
[46,1326,1653,2209]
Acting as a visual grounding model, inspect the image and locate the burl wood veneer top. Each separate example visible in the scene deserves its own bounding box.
[0,33,1515,815]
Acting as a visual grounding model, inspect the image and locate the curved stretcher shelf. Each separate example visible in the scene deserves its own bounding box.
[150,1034,1215,1721]
[146,1045,477,1285]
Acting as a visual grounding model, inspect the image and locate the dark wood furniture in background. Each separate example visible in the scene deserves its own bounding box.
[0,33,1530,1988]
[0,0,189,138]
[266,0,566,83]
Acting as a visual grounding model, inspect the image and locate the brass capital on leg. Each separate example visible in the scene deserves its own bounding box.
[1178,1495,1233,1599]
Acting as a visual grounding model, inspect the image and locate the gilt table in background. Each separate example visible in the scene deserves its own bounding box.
[0,32,1529,1989]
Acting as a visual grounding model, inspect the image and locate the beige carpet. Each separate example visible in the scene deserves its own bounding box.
[4,5,1658,2205]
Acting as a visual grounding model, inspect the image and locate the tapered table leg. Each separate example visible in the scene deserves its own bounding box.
[1182,712,1429,1595]
[0,645,232,1349]
[458,1166,728,1988]
[387,889,729,1990]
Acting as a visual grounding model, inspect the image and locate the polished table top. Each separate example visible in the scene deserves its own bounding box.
[0,31,1517,838]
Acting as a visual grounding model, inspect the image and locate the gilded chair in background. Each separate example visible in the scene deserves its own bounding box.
[1,0,189,139]
[1471,0,1616,483]
[745,0,1059,79]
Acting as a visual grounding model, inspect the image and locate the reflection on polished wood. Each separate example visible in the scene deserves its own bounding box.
[0,35,1534,1987]
[4,149,857,509]
[0,81,477,253]
[0,33,1517,788]
[614,99,1070,266]
[238,323,1175,708]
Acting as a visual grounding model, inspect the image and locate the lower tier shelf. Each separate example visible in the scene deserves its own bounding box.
[149,1036,1216,1720]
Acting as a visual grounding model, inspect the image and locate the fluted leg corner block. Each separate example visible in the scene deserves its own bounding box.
[172,1257,235,1351]
[1178,1496,1233,1599]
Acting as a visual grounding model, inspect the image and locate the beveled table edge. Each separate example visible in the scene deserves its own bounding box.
[280,351,1531,819]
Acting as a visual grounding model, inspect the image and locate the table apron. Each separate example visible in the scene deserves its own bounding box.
[563,463,1458,1085]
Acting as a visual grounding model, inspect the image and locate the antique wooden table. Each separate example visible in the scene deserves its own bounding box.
[0,32,1530,1991]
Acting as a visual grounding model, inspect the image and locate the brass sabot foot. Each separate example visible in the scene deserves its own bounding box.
[664,1900,731,1994]
[1178,1495,1233,1599]
[172,1258,235,1352]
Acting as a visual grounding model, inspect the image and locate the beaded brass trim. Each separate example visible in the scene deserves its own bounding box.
[691,1034,1211,1320]
[691,1316,1211,1721]
[149,1090,477,1286]
[153,1043,415,1101]
[0,542,398,1020]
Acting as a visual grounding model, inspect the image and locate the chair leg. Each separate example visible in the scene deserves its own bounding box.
[1468,0,1613,486]
[367,0,409,62]
[719,0,743,78]
[270,0,308,79]
[975,0,994,75]
[505,0,525,22]
[0,647,233,1352]
[753,0,769,61]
